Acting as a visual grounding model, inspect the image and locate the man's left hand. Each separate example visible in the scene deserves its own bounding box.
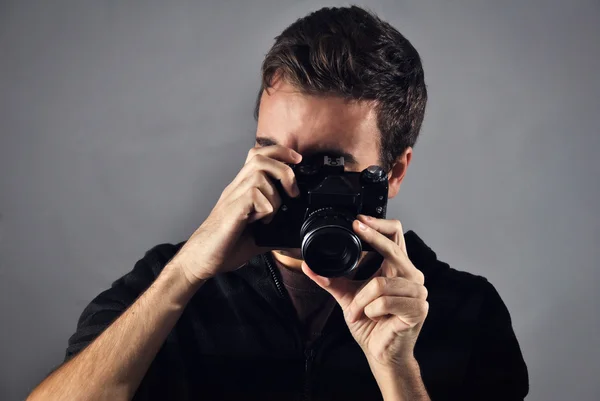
[302,214,429,372]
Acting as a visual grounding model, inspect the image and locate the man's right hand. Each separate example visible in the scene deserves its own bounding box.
[173,144,302,287]
[26,145,303,401]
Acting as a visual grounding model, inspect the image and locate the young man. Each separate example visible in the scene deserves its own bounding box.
[28,6,528,401]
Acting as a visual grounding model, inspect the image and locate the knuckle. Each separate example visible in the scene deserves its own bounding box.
[285,166,296,182]
[411,269,425,284]
[250,186,262,200]
[257,172,270,188]
[394,316,409,332]
[417,300,429,315]
[392,219,403,232]
[372,277,387,294]
[245,155,258,169]
[418,285,429,300]
[247,147,257,158]
[375,296,389,311]
[246,148,263,164]
[251,153,266,165]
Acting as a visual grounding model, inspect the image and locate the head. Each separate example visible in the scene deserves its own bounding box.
[254,6,427,262]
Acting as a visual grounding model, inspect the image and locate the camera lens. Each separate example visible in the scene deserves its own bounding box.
[320,236,345,257]
[300,208,362,277]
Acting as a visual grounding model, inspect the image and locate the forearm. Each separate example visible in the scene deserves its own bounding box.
[372,358,431,401]
[28,260,203,401]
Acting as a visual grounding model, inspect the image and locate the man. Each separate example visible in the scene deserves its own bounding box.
[28,6,528,401]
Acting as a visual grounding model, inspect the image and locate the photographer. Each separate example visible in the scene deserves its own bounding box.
[27,6,528,401]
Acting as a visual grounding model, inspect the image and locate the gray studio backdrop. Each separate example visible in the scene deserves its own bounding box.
[1,1,598,400]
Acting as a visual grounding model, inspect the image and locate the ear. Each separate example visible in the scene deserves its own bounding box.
[387,147,412,199]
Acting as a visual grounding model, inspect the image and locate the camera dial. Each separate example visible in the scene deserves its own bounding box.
[360,165,386,183]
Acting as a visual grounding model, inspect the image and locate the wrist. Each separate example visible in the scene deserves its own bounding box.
[370,357,425,401]
[367,354,418,377]
[162,259,206,307]
[173,240,220,284]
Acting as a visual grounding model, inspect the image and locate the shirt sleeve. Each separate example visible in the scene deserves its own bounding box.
[64,243,176,362]
[62,243,188,401]
[460,279,530,400]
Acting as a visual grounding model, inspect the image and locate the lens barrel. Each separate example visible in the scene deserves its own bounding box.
[300,208,362,277]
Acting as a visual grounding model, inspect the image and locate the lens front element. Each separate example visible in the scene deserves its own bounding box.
[300,208,362,277]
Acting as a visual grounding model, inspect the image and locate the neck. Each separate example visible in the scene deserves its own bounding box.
[270,249,374,276]
[271,250,304,271]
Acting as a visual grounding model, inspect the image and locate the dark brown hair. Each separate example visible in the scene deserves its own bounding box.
[254,6,428,171]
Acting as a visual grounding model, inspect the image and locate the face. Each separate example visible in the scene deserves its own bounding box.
[255,78,411,260]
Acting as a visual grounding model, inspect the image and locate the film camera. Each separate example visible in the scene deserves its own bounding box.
[252,155,388,277]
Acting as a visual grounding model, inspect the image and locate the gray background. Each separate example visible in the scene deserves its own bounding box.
[1,0,598,400]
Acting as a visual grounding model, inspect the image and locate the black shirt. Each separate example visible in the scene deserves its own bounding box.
[65,231,529,400]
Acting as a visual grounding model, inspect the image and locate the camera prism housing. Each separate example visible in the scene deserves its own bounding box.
[253,155,388,277]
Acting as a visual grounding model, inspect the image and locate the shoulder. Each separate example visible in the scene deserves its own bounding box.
[430,263,492,295]
[405,230,506,318]
[405,232,529,398]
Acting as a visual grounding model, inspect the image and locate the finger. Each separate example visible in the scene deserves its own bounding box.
[353,219,400,263]
[220,145,301,205]
[357,215,406,253]
[236,154,300,198]
[346,277,427,323]
[244,187,274,223]
[353,219,423,283]
[245,144,302,165]
[231,173,281,223]
[301,261,359,309]
[363,296,429,327]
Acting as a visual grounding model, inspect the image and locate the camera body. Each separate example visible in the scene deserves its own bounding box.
[252,155,388,277]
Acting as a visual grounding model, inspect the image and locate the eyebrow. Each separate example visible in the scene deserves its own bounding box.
[255,136,358,165]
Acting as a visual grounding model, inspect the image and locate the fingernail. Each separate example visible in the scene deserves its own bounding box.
[358,221,368,231]
[364,215,373,221]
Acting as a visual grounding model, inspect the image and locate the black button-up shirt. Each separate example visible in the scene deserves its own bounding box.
[65,231,529,400]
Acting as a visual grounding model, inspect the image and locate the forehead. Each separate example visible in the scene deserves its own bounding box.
[255,80,380,168]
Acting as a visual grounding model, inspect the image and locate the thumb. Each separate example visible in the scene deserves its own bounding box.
[301,261,358,309]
